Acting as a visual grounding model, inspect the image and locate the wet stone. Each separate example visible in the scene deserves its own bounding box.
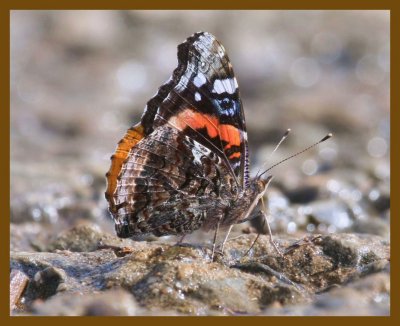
[305,199,353,231]
[367,186,390,213]
[320,233,389,267]
[351,217,390,239]
[10,222,53,252]
[46,223,112,252]
[283,185,320,204]
[261,269,390,316]
[30,267,67,300]
[32,289,140,316]
[10,230,389,315]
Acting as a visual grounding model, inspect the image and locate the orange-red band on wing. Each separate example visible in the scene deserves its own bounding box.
[220,124,241,150]
[228,152,241,159]
[169,108,241,153]
[105,123,145,209]
[169,109,219,138]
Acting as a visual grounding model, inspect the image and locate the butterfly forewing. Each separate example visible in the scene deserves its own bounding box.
[142,32,249,186]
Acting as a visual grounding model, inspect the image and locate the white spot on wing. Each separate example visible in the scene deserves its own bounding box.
[191,141,211,165]
[213,79,225,94]
[193,73,207,87]
[195,92,202,101]
[213,78,237,94]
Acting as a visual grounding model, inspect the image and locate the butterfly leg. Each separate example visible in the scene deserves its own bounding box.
[176,234,186,245]
[243,197,282,258]
[211,219,222,261]
[243,227,262,258]
[219,225,233,253]
[259,196,282,256]
[261,209,283,257]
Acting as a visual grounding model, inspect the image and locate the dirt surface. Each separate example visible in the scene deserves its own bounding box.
[10,11,390,316]
[11,225,390,315]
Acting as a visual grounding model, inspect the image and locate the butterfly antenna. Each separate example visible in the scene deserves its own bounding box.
[256,129,291,177]
[258,133,333,179]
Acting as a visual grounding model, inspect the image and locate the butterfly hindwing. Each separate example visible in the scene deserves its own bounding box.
[112,125,237,237]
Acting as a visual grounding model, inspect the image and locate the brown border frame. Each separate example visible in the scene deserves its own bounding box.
[2,1,396,324]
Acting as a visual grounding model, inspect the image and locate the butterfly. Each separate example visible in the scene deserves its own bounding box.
[105,32,278,257]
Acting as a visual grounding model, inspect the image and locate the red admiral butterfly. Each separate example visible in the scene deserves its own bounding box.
[105,32,330,257]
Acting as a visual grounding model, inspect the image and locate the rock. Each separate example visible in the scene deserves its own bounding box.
[283,185,320,204]
[10,222,52,252]
[32,289,140,316]
[367,186,390,213]
[350,218,390,239]
[320,233,389,267]
[30,267,68,300]
[10,231,389,315]
[305,199,354,231]
[46,223,110,252]
[261,268,390,315]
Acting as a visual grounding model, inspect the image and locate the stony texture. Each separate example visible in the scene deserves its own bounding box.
[262,271,390,316]
[32,289,140,316]
[10,226,390,316]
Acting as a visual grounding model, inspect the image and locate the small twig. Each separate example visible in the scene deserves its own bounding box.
[211,220,221,261]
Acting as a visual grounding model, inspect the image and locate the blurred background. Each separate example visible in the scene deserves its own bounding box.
[10,10,390,248]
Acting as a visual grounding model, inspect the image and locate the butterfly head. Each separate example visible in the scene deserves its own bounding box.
[252,175,273,198]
